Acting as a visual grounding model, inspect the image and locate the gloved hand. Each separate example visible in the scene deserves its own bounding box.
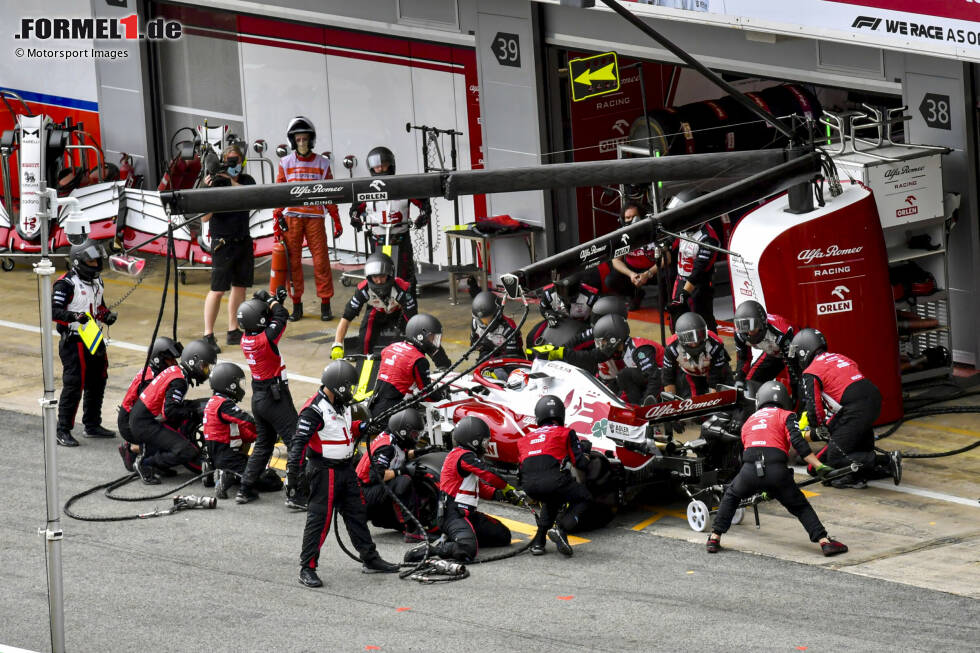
[349,207,364,232]
[363,420,384,437]
[286,468,300,492]
[331,212,343,239]
[253,289,272,304]
[415,202,431,229]
[331,343,344,360]
[503,485,523,506]
[677,288,692,305]
[75,312,90,325]
[815,464,832,480]
[527,344,555,360]
[579,439,592,454]
[103,311,118,326]
[412,445,436,458]
[274,286,288,304]
[814,426,830,441]
[734,379,746,391]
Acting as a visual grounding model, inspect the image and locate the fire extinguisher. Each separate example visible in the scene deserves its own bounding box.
[269,240,291,295]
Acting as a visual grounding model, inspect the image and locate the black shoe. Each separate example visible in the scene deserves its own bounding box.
[83,425,115,438]
[288,302,303,322]
[821,538,848,556]
[134,454,161,485]
[362,556,400,574]
[830,475,867,489]
[548,526,573,557]
[530,543,546,556]
[299,567,322,588]
[214,470,231,500]
[320,301,333,321]
[156,466,178,478]
[889,451,903,486]
[203,333,221,354]
[118,444,135,472]
[706,535,722,554]
[56,430,79,447]
[284,489,308,511]
[235,486,259,504]
[403,543,429,563]
[226,328,243,346]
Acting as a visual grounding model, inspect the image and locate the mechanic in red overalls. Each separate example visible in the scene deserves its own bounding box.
[605,202,662,309]
[235,288,300,507]
[117,337,182,472]
[404,417,518,564]
[289,361,400,588]
[791,329,901,489]
[369,313,448,426]
[129,338,215,485]
[202,362,257,500]
[706,380,848,557]
[519,395,593,557]
[733,300,799,392]
[355,408,436,542]
[331,252,417,358]
[661,312,733,398]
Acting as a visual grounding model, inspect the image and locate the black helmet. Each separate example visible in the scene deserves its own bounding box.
[209,361,247,402]
[387,408,425,448]
[236,299,269,334]
[665,189,707,210]
[471,291,500,320]
[734,300,768,345]
[366,146,395,175]
[405,313,443,355]
[675,312,708,356]
[286,116,316,151]
[149,337,183,373]
[321,360,358,407]
[534,395,565,426]
[755,380,792,410]
[180,338,218,385]
[790,328,827,369]
[591,295,629,325]
[70,238,106,281]
[593,314,630,356]
[364,252,395,300]
[452,416,490,454]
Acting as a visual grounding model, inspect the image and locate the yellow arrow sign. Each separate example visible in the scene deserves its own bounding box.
[574,61,617,86]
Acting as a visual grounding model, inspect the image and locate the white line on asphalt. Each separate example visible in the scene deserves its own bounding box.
[791,465,978,508]
[0,319,322,386]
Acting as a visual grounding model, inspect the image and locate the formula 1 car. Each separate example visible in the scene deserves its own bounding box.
[413,357,748,529]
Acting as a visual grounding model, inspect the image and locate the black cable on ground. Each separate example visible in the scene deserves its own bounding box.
[63,468,220,522]
[874,406,980,459]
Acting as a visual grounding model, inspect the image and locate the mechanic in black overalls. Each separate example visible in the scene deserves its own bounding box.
[470,291,525,360]
[707,380,847,557]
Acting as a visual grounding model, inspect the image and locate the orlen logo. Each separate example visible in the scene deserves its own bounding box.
[797,244,864,264]
[739,280,753,297]
[896,194,919,218]
[15,15,182,41]
[816,285,852,315]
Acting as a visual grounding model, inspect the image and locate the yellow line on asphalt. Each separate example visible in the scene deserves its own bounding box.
[489,514,590,546]
[918,424,980,439]
[632,506,689,531]
[631,513,665,531]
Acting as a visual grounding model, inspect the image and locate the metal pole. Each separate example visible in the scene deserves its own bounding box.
[36,186,67,653]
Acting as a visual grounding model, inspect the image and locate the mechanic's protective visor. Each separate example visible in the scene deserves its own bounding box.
[75,243,106,265]
[364,258,392,278]
[733,317,764,344]
[677,327,707,350]
[427,333,442,349]
[595,336,621,355]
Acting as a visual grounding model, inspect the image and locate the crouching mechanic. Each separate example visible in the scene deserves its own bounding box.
[791,328,901,489]
[289,361,400,588]
[203,362,258,500]
[117,337,182,472]
[130,339,216,484]
[733,300,798,391]
[662,312,733,398]
[331,252,417,358]
[470,291,524,359]
[405,417,519,564]
[519,396,592,557]
[355,408,436,541]
[706,380,848,557]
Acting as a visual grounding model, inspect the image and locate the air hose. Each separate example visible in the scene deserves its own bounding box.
[874,406,980,459]
[63,469,222,522]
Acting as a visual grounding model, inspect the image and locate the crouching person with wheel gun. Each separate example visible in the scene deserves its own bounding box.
[356,408,437,542]
[203,362,257,500]
[117,337,182,472]
[405,417,518,564]
[519,395,592,557]
[706,381,847,557]
[290,361,401,588]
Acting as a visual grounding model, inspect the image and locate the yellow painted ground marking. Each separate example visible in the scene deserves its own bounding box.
[895,422,980,439]
[490,514,590,546]
[631,513,665,531]
[802,489,819,498]
[632,505,690,531]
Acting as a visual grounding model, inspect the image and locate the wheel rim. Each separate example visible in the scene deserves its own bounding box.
[687,499,710,532]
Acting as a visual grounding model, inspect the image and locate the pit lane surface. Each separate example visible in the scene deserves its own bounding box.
[1,409,977,653]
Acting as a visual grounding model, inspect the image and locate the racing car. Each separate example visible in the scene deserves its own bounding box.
[407,357,748,529]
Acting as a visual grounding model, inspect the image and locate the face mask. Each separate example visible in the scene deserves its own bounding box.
[225,159,241,176]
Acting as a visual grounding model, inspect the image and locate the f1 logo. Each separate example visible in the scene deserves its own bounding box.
[851,16,881,30]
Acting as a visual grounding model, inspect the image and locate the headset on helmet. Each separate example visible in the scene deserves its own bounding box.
[236,299,269,334]
[180,338,218,385]
[287,116,316,151]
[364,252,395,300]
[534,395,565,426]
[70,239,106,281]
[471,291,500,321]
[387,408,425,448]
[733,300,768,345]
[405,313,442,355]
[675,312,708,356]
[321,360,358,407]
[452,416,490,454]
[149,337,183,373]
[755,380,793,410]
[593,314,630,356]
[591,296,629,326]
[209,361,247,403]
[366,146,395,175]
[789,328,827,369]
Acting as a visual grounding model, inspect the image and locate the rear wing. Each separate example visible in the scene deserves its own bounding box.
[609,389,743,425]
